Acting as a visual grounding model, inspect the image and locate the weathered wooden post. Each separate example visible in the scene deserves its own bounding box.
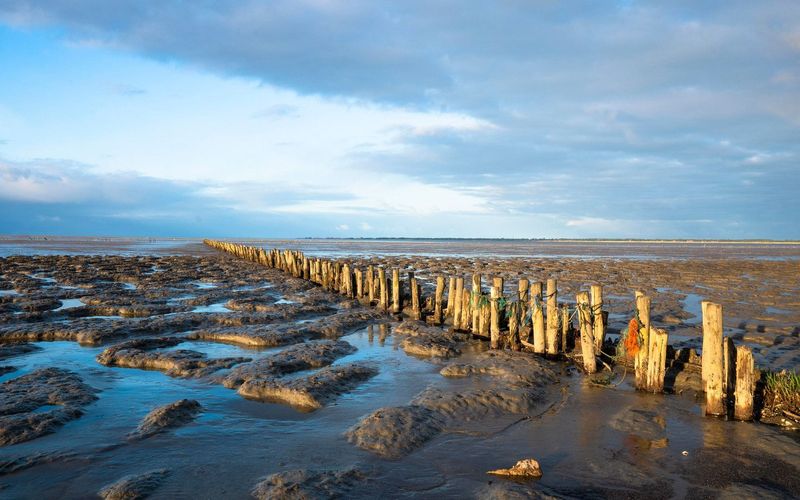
[392,269,401,314]
[546,279,559,355]
[591,284,604,352]
[461,287,471,331]
[508,302,520,350]
[723,337,736,409]
[530,282,545,354]
[446,277,456,319]
[634,292,651,391]
[561,304,571,352]
[453,277,465,330]
[490,285,501,349]
[576,291,596,373]
[354,269,363,298]
[434,276,445,325]
[471,274,482,333]
[379,268,388,312]
[702,301,725,416]
[367,265,375,304]
[410,277,421,320]
[518,278,530,340]
[645,328,668,392]
[734,345,755,421]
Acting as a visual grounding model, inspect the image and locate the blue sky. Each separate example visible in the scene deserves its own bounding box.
[0,1,798,239]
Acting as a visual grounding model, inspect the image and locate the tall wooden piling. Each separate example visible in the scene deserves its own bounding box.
[591,284,604,352]
[508,302,520,350]
[434,276,445,325]
[366,266,375,304]
[530,282,545,354]
[561,304,571,352]
[354,269,363,298]
[453,277,465,330]
[471,274,482,333]
[446,277,456,319]
[490,285,501,349]
[379,268,388,312]
[702,301,725,416]
[734,345,755,421]
[723,337,736,407]
[634,292,651,391]
[645,328,668,392]
[518,278,530,340]
[576,291,596,373]
[410,277,421,320]
[392,269,401,314]
[546,279,559,355]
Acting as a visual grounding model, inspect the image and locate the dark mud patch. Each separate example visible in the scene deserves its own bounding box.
[394,320,464,359]
[251,468,367,500]
[0,367,98,445]
[128,399,202,441]
[238,362,378,411]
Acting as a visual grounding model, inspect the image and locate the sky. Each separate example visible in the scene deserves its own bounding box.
[0,1,798,239]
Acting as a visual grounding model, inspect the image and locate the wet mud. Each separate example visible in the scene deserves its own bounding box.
[0,243,797,498]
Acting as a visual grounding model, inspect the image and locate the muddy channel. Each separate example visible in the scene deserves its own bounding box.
[0,241,798,499]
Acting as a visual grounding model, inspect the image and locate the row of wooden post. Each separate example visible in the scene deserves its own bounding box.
[701,302,755,420]
[204,240,677,393]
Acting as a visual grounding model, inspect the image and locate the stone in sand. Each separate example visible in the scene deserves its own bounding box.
[128,399,202,440]
[251,468,366,500]
[98,469,170,500]
[238,363,377,411]
[0,367,97,445]
[488,458,543,478]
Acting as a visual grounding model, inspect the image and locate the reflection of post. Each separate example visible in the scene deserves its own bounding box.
[490,285,501,349]
[378,323,388,346]
[591,284,604,351]
[546,279,558,355]
[702,301,725,416]
[576,291,596,373]
[434,276,445,325]
[634,292,651,390]
[734,346,755,421]
[367,325,374,343]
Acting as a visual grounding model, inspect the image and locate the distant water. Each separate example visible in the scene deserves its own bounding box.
[1,236,799,260]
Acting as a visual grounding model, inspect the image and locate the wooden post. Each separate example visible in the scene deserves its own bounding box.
[508,302,520,350]
[645,328,668,392]
[576,291,596,373]
[702,301,725,416]
[734,345,755,421]
[561,304,571,352]
[367,266,375,304]
[530,282,545,354]
[634,292,651,390]
[546,279,558,355]
[461,288,471,331]
[480,300,490,337]
[490,285,501,349]
[379,268,388,312]
[434,276,445,325]
[723,336,736,409]
[518,278,530,341]
[410,277,421,320]
[446,277,456,319]
[471,274,482,334]
[591,284,604,352]
[453,277,465,330]
[391,269,401,314]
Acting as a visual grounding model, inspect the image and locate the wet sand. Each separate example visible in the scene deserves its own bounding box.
[0,240,798,498]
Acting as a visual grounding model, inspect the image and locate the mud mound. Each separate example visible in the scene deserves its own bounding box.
[251,468,367,500]
[238,363,378,411]
[128,399,202,440]
[97,338,250,378]
[345,405,445,459]
[348,351,557,458]
[188,325,308,348]
[222,340,356,388]
[394,320,464,358]
[0,368,97,445]
[0,343,41,360]
[99,469,170,500]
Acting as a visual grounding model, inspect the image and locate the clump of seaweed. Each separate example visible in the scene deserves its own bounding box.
[761,370,800,427]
